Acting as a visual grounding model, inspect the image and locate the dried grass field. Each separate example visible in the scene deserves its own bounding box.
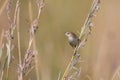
[0,0,120,80]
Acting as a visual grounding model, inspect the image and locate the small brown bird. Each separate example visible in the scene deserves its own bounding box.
[65,32,80,48]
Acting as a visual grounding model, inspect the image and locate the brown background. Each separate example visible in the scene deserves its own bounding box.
[0,0,120,80]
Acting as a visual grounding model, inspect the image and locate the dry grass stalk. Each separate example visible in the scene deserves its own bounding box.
[0,0,8,17]
[30,0,44,80]
[1,0,20,80]
[0,29,4,48]
[21,50,36,75]
[0,29,4,80]
[17,0,45,79]
[62,0,100,80]
[112,67,120,80]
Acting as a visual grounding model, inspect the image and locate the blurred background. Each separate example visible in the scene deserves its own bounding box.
[0,0,120,80]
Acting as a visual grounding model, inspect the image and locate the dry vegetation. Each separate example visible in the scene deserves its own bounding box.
[0,0,120,80]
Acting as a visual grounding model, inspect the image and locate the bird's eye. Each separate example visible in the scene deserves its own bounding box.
[65,32,71,36]
[66,32,70,35]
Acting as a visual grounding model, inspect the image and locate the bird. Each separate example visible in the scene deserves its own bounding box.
[65,32,80,48]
